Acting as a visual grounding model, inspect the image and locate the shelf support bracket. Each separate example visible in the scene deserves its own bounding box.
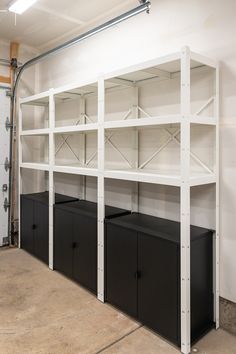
[180,46,191,354]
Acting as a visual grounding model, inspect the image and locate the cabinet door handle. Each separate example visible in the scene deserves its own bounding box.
[134,271,141,279]
[32,224,37,230]
[72,242,77,249]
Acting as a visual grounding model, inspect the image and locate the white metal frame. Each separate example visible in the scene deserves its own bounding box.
[18,47,219,354]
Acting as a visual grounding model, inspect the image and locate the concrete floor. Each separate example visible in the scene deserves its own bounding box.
[0,248,236,354]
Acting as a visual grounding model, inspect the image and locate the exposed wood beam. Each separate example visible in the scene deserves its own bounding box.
[0,42,19,84]
[0,75,11,84]
[10,42,19,82]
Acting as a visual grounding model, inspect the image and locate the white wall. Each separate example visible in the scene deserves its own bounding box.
[20,0,236,302]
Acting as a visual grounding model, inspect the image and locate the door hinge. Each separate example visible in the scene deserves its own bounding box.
[4,157,11,171]
[2,184,8,192]
[4,198,10,212]
[5,117,13,131]
[6,90,12,98]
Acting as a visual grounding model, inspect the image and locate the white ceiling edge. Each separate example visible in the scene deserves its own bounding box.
[37,0,137,52]
[0,0,137,60]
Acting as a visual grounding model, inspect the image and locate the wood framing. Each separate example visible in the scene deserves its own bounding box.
[0,42,19,84]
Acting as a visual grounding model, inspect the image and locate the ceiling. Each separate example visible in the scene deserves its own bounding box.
[0,0,137,50]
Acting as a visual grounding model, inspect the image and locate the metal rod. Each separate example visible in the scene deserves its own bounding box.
[13,1,150,96]
[8,0,151,245]
[195,96,215,115]
[139,129,180,169]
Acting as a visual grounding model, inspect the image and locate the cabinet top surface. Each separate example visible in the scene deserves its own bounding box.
[54,199,130,219]
[106,212,213,244]
[21,192,78,205]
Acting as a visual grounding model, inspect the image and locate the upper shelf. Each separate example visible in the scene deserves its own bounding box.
[20,91,50,106]
[103,48,217,86]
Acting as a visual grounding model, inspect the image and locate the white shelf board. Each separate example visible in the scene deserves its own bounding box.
[190,174,216,186]
[104,115,216,129]
[53,78,98,96]
[53,164,98,177]
[190,116,216,125]
[20,162,49,171]
[20,91,50,106]
[54,123,98,134]
[104,51,181,81]
[104,169,216,187]
[20,128,50,136]
[104,115,182,129]
[104,169,182,186]
[190,51,217,69]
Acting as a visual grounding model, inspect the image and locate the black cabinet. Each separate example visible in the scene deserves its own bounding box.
[106,224,137,318]
[21,192,78,264]
[54,200,129,294]
[105,212,213,346]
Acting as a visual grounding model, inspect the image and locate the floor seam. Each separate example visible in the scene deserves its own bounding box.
[93,324,143,354]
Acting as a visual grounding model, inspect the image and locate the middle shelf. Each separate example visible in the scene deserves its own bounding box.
[20,122,216,187]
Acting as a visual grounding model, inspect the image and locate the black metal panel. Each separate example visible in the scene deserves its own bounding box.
[34,202,49,264]
[54,208,73,278]
[73,214,97,293]
[106,223,138,318]
[191,234,214,341]
[138,232,180,345]
[106,212,211,244]
[21,196,34,255]
[21,191,78,205]
[56,199,130,219]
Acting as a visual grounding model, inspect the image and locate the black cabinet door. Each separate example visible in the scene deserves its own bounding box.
[106,224,138,318]
[73,215,97,293]
[21,197,35,254]
[34,202,49,264]
[138,232,180,345]
[54,208,73,278]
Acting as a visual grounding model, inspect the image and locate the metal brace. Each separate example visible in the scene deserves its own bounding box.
[11,57,18,69]
[5,117,13,131]
[4,157,11,172]
[4,198,10,212]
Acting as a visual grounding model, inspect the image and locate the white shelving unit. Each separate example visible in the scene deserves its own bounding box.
[18,47,219,354]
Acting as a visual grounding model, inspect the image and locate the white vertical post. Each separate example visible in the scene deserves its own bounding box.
[180,47,191,354]
[97,78,105,302]
[18,103,23,248]
[49,89,55,270]
[132,86,139,212]
[214,63,220,328]
[80,95,86,199]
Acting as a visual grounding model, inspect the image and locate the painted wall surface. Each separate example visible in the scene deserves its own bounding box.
[9,0,236,302]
